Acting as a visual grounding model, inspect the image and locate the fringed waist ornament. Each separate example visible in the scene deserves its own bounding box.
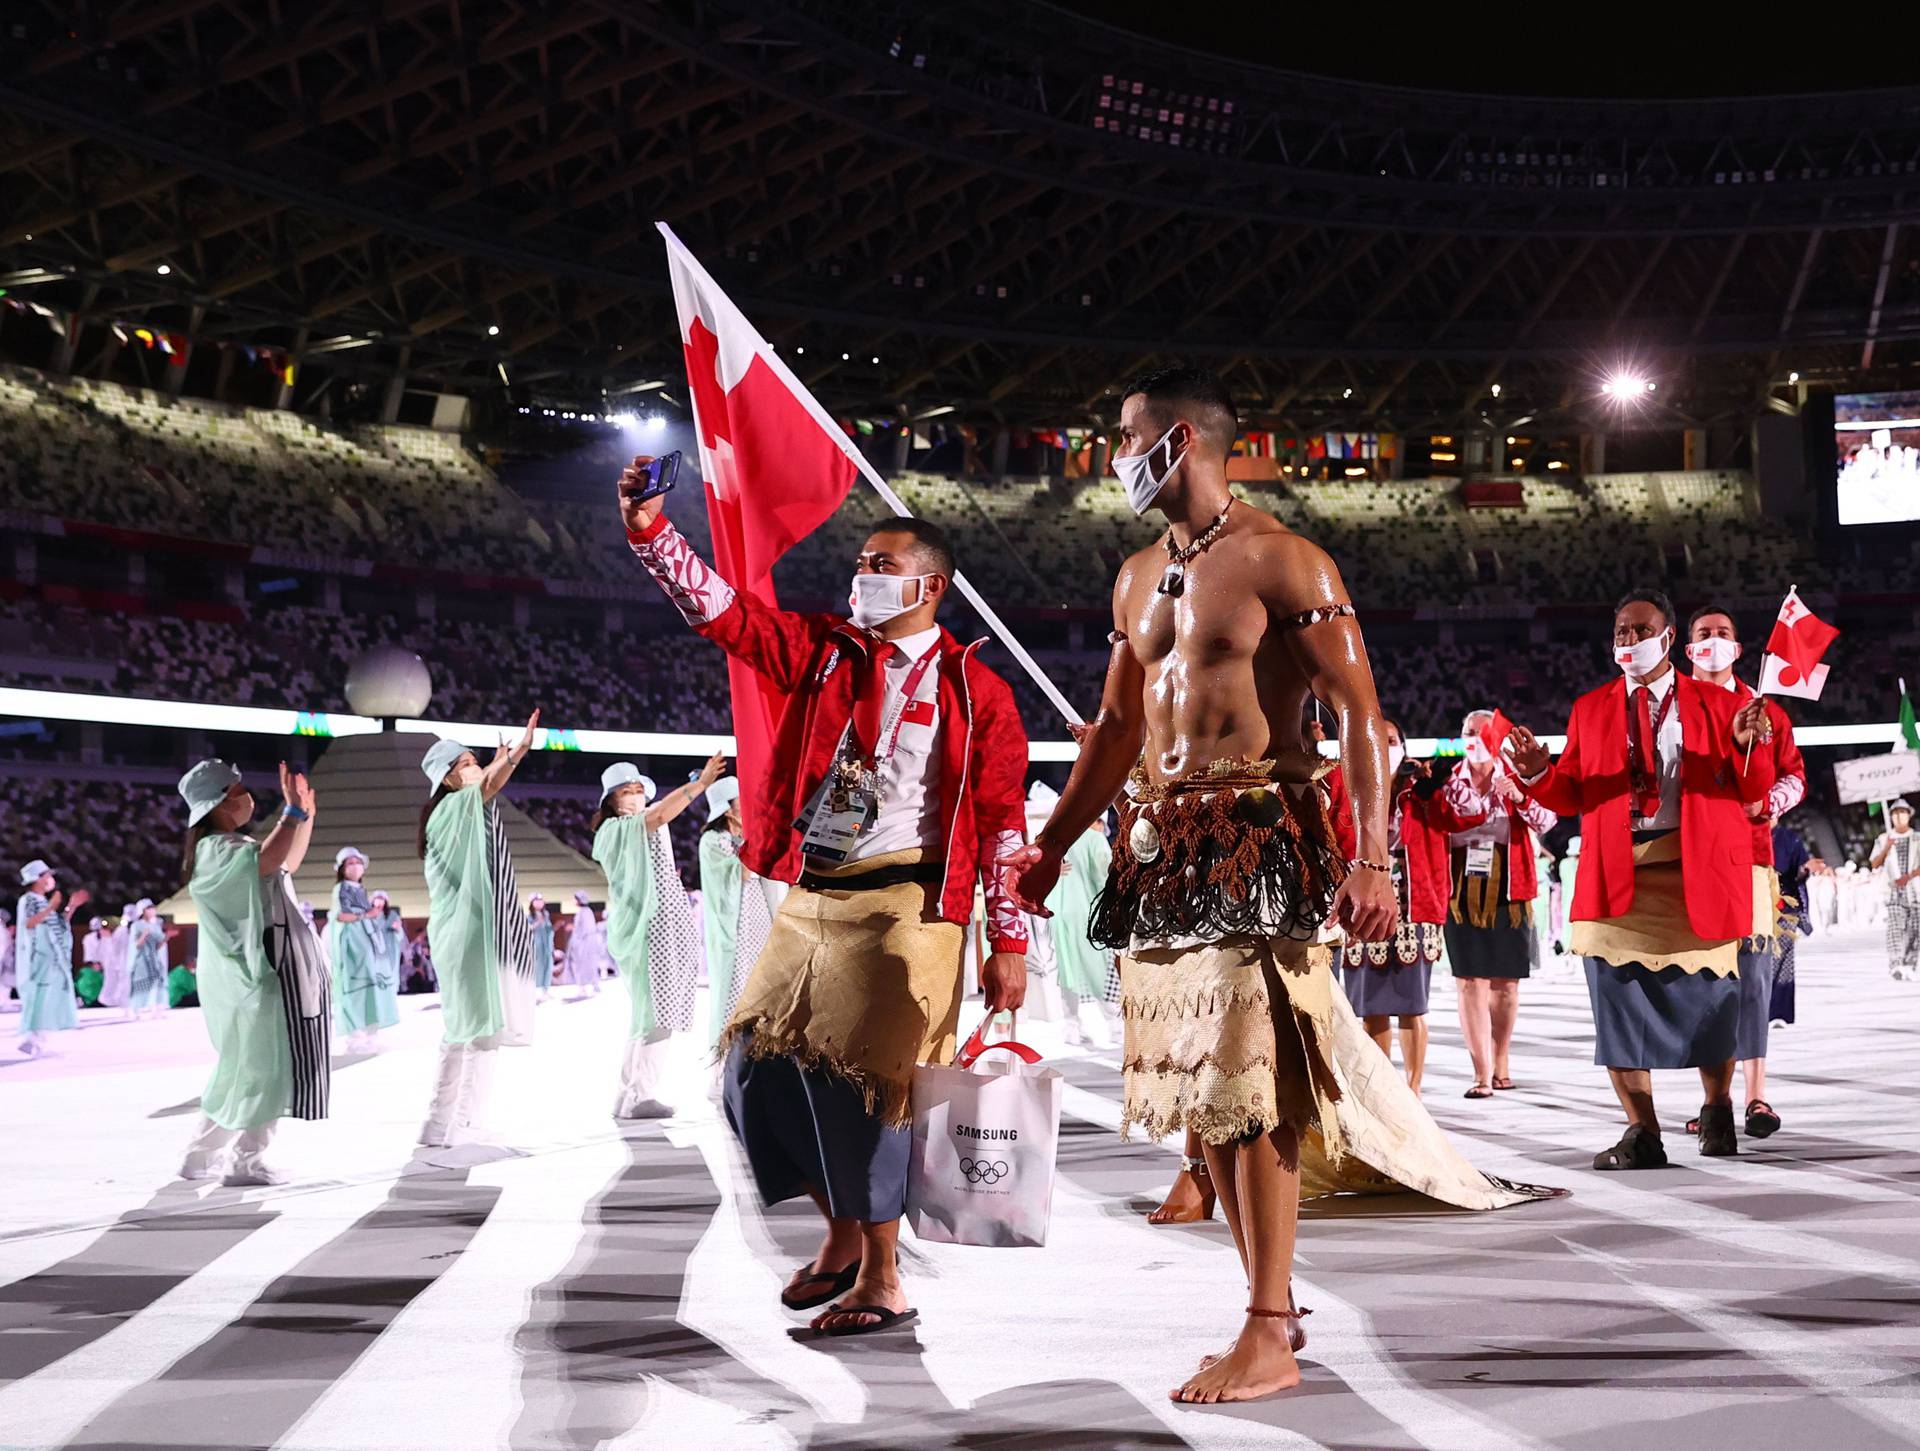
[1088,752,1347,950]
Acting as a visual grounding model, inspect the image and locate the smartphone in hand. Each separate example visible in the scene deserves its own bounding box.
[626,451,681,504]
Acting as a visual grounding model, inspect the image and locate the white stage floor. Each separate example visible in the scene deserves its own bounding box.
[2,927,1917,1450]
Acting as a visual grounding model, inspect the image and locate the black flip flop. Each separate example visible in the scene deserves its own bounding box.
[816,1303,920,1338]
[1745,1100,1782,1139]
[1464,1085,1494,1099]
[780,1259,860,1311]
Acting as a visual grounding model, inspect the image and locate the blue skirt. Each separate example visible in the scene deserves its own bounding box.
[722,1035,910,1223]
[1341,962,1431,1018]
[1585,959,1738,1070]
[1735,944,1776,1060]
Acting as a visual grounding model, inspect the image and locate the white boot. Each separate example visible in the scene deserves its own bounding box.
[223,1122,286,1187]
[180,1114,237,1181]
[419,1042,466,1147]
[454,1044,498,1142]
[613,1031,675,1119]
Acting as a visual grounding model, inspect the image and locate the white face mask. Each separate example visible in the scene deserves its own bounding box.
[1111,424,1185,516]
[849,572,933,630]
[1463,737,1492,766]
[1614,629,1672,678]
[1388,743,1406,775]
[1686,637,1741,674]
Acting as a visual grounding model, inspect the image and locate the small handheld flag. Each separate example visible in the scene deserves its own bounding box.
[1757,586,1838,701]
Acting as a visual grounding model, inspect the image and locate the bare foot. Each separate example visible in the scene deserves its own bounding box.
[1197,1304,1307,1370]
[1147,1168,1215,1225]
[1173,1318,1301,1404]
[810,1270,908,1333]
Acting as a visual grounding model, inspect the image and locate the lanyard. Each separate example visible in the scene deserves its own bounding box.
[868,644,941,769]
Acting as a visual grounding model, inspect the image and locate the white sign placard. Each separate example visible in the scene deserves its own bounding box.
[1833,750,1920,805]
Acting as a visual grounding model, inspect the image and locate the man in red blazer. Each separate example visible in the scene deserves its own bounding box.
[1684,604,1806,1141]
[1508,589,1773,1170]
[619,458,1029,1338]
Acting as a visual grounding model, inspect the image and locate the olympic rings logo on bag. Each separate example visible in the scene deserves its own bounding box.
[959,1157,1008,1185]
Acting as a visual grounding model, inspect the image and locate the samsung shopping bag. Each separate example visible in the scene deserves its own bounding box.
[905,1019,1063,1247]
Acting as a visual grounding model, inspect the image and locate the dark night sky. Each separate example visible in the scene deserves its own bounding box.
[1046,3,1884,100]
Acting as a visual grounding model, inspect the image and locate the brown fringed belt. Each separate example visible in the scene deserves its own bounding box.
[1447,845,1528,930]
[1088,754,1346,950]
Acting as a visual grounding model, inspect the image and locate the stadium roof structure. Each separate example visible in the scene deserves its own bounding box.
[3,0,1920,432]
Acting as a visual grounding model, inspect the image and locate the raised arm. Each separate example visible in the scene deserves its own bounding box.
[482,710,540,800]
[257,762,316,877]
[1002,565,1149,912]
[646,752,727,831]
[618,455,826,692]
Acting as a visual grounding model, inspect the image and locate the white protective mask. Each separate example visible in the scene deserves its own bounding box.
[848,572,933,630]
[1388,743,1407,775]
[1615,629,1672,678]
[1462,737,1492,766]
[1111,424,1186,516]
[1686,637,1741,674]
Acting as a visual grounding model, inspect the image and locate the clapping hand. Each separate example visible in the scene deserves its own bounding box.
[279,761,315,815]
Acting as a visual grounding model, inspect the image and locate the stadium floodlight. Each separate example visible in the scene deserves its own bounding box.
[1789,371,1800,383]
[1602,371,1651,401]
[1491,383,1502,398]
[486,324,500,337]
[156,264,171,276]
[643,415,667,435]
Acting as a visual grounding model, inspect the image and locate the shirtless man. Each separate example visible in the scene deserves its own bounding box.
[1006,364,1396,1404]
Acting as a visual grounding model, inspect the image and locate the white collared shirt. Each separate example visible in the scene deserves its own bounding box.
[1630,668,1684,831]
[844,625,945,863]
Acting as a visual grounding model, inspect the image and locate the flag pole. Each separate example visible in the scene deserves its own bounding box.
[657,223,1084,727]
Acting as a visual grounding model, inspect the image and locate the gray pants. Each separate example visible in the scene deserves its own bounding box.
[1889,898,1920,969]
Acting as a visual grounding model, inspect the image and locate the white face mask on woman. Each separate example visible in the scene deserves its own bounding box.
[1388,743,1407,775]
[1614,629,1672,679]
[848,572,933,630]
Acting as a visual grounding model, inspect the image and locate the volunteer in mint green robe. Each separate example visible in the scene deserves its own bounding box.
[1049,826,1114,1002]
[424,785,529,1047]
[332,879,397,1037]
[368,896,404,1026]
[128,913,170,1014]
[593,814,660,1040]
[190,832,293,1129]
[16,890,79,1040]
[528,899,555,991]
[699,827,741,1048]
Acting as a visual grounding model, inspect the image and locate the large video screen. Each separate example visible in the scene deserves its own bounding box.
[1836,389,1920,525]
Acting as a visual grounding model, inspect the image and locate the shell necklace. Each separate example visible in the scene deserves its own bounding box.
[1158,498,1236,597]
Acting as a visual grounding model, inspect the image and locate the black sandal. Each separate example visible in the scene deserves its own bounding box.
[1745,1100,1782,1139]
[1464,1085,1494,1099]
[780,1258,860,1311]
[815,1303,920,1337]
[1593,1125,1668,1171]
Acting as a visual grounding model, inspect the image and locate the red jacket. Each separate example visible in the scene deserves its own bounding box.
[1522,672,1774,941]
[1723,679,1806,869]
[1397,770,1543,921]
[697,612,1030,955]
